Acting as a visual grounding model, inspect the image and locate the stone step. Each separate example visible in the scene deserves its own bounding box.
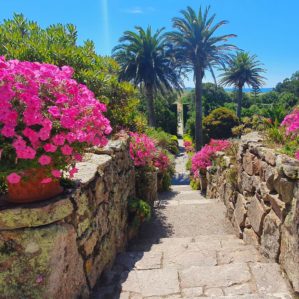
[170,185,193,192]
[118,244,265,273]
[118,262,292,298]
[128,235,247,252]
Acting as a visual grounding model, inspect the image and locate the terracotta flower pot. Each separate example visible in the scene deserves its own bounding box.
[7,168,63,204]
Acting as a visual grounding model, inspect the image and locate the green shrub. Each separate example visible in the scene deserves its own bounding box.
[128,197,151,227]
[146,128,179,155]
[190,178,201,190]
[203,107,239,140]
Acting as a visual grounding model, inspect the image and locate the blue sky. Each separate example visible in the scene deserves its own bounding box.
[1,0,299,88]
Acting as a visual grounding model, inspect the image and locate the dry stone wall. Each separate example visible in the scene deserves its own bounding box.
[207,132,299,293]
[0,137,136,299]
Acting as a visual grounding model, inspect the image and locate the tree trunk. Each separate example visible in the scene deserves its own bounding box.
[237,85,243,118]
[145,83,156,127]
[195,69,203,151]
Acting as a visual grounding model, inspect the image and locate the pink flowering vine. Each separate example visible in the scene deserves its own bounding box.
[129,133,157,168]
[0,57,111,184]
[191,139,231,178]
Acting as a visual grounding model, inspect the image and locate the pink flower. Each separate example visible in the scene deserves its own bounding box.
[41,178,52,184]
[61,144,73,156]
[51,169,62,178]
[74,153,83,161]
[0,59,111,184]
[295,151,299,160]
[38,155,52,166]
[7,173,21,184]
[191,139,231,174]
[129,132,157,167]
[43,143,57,153]
[69,167,78,178]
[52,134,65,146]
[48,106,60,118]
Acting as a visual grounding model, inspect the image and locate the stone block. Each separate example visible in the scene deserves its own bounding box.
[121,269,180,297]
[259,161,277,191]
[265,193,286,221]
[217,246,262,264]
[180,263,251,289]
[243,151,256,175]
[0,197,73,230]
[280,226,299,292]
[278,178,294,203]
[74,154,112,185]
[240,172,259,194]
[243,228,260,247]
[277,154,299,179]
[250,263,291,294]
[261,211,281,261]
[0,224,87,299]
[247,197,266,236]
[234,193,247,228]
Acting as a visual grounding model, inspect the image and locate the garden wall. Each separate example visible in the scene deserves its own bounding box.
[0,137,136,299]
[206,132,299,293]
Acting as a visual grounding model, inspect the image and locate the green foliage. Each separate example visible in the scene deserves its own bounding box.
[0,14,142,130]
[182,84,232,116]
[128,197,151,227]
[113,26,182,126]
[275,71,299,97]
[203,107,239,140]
[146,128,179,155]
[139,92,178,135]
[190,178,201,190]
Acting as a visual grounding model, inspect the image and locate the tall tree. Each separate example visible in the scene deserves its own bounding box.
[113,26,182,127]
[220,51,266,118]
[167,6,236,150]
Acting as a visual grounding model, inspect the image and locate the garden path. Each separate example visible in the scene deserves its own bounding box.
[93,140,294,299]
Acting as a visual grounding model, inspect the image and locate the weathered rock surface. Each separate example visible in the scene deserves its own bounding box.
[261,211,281,261]
[206,132,298,295]
[0,136,137,299]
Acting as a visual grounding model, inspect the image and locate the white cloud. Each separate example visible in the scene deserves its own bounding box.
[124,7,143,14]
[123,6,155,14]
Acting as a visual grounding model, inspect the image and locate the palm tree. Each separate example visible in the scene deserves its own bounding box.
[220,51,266,118]
[113,26,182,127]
[167,6,236,150]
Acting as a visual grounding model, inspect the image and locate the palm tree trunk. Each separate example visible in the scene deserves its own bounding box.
[195,69,203,151]
[145,83,156,127]
[237,86,243,118]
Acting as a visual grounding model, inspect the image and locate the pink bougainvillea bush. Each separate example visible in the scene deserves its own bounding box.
[281,108,299,135]
[154,149,170,172]
[183,140,194,153]
[0,57,111,184]
[129,132,156,168]
[129,132,170,172]
[191,139,231,178]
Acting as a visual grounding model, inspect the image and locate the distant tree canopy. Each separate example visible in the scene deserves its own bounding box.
[275,71,299,97]
[182,83,232,116]
[0,13,145,131]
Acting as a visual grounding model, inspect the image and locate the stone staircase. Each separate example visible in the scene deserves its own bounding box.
[92,141,294,298]
[92,187,293,299]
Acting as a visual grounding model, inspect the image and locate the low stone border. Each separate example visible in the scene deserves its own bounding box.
[206,132,299,293]
[0,137,138,298]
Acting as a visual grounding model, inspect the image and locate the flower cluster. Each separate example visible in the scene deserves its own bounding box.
[154,150,170,172]
[129,132,170,172]
[0,57,111,184]
[281,108,299,135]
[129,133,157,168]
[191,139,231,178]
[183,140,194,153]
